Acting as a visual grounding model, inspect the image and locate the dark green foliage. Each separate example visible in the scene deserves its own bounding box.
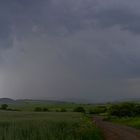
[43,107,49,112]
[1,104,8,110]
[74,107,85,113]
[60,108,67,112]
[34,107,42,112]
[108,103,140,117]
[134,105,140,115]
[89,106,107,114]
[34,107,50,112]
[55,109,60,112]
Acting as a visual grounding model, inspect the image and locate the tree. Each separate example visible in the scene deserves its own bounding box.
[73,107,85,113]
[34,107,42,112]
[1,104,8,110]
[108,103,137,117]
[134,105,140,116]
[43,107,49,112]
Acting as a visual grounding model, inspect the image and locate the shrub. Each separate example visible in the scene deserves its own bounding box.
[134,105,140,116]
[73,107,85,113]
[43,108,49,112]
[60,108,67,112]
[1,104,8,110]
[34,107,42,112]
[108,103,140,117]
[89,106,107,114]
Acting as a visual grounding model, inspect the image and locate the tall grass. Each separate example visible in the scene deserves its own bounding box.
[110,117,140,129]
[0,112,103,140]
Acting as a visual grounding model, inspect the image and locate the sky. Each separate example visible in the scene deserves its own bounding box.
[0,0,140,102]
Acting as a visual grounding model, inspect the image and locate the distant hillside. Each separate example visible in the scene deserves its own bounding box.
[0,98,68,105]
[0,98,16,104]
[17,99,67,104]
[1,97,139,105]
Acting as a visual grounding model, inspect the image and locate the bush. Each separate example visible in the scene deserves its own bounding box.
[55,109,60,112]
[34,107,42,112]
[134,105,140,115]
[1,104,8,110]
[108,103,140,117]
[60,108,67,112]
[43,108,49,112]
[89,106,107,115]
[74,107,85,113]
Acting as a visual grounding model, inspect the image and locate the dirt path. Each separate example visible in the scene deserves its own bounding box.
[93,117,140,140]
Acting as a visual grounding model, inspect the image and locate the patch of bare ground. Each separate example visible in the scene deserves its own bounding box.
[93,116,140,140]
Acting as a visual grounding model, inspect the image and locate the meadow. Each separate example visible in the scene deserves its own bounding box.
[8,101,97,112]
[0,111,103,140]
[110,117,140,129]
[102,102,140,130]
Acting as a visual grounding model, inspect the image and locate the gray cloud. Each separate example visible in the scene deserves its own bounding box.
[0,0,140,102]
[95,7,140,34]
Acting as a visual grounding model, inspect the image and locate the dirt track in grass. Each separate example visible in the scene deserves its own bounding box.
[93,116,140,140]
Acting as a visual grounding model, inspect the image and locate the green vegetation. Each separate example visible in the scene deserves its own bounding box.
[101,102,140,130]
[110,117,140,129]
[89,106,107,115]
[4,100,140,139]
[108,102,140,117]
[73,107,85,113]
[0,111,103,140]
[8,101,96,112]
[1,104,8,110]
[34,107,42,112]
[60,108,67,112]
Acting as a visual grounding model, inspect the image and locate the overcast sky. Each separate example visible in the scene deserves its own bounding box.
[0,0,140,102]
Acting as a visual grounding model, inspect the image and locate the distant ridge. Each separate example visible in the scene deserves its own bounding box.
[0,98,68,104]
[0,97,139,104]
[0,98,16,104]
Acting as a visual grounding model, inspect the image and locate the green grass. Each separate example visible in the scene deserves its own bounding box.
[110,117,140,129]
[9,102,96,111]
[0,111,103,140]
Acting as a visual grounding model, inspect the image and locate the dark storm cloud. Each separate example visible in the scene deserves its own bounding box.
[95,8,140,34]
[0,0,140,102]
[1,0,140,37]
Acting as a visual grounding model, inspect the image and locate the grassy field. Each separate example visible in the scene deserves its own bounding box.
[110,117,140,129]
[0,111,103,140]
[8,102,96,111]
